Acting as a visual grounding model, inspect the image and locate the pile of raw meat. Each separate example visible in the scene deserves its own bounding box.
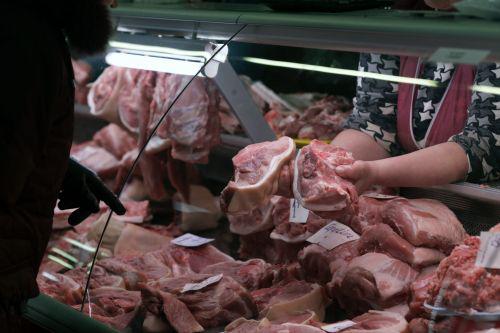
[264,95,352,141]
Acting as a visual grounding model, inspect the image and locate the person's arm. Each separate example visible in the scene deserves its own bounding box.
[336,142,469,191]
[333,53,403,161]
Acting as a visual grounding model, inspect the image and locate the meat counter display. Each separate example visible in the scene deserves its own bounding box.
[29,3,500,333]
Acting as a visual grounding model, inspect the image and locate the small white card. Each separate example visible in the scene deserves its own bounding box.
[172,233,214,247]
[289,199,309,224]
[181,274,223,293]
[322,320,356,332]
[363,193,399,200]
[307,221,360,251]
[475,231,500,269]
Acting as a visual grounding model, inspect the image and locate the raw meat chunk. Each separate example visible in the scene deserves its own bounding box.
[293,140,357,218]
[358,224,445,268]
[343,195,390,234]
[382,198,467,254]
[88,66,125,123]
[37,272,83,305]
[93,124,137,159]
[160,291,204,333]
[251,279,330,321]
[408,265,437,319]
[221,137,296,213]
[330,253,418,314]
[113,224,171,257]
[142,274,257,329]
[200,259,275,291]
[238,230,280,264]
[71,143,120,178]
[228,200,275,235]
[341,310,409,333]
[225,318,325,333]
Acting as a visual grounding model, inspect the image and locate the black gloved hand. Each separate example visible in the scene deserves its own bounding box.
[58,158,126,226]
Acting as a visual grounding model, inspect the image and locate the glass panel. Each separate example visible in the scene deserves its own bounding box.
[37,3,500,333]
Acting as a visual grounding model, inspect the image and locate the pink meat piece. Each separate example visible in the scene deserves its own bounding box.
[90,259,147,290]
[156,75,221,164]
[381,198,467,254]
[409,317,500,333]
[200,259,275,291]
[92,124,137,159]
[160,291,204,333]
[298,240,360,284]
[228,202,275,235]
[113,224,171,257]
[117,68,150,132]
[408,265,437,320]
[65,265,127,290]
[238,230,280,264]
[142,274,257,329]
[427,235,500,313]
[226,318,324,333]
[88,66,125,123]
[329,252,418,314]
[358,224,445,268]
[341,310,409,333]
[221,137,296,213]
[79,287,141,331]
[37,272,83,305]
[71,142,120,178]
[342,195,389,234]
[264,109,285,134]
[293,140,358,219]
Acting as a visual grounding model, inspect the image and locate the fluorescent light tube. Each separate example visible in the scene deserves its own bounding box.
[109,40,210,59]
[243,57,440,88]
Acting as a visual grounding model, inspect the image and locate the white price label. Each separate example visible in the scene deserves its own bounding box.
[172,233,214,247]
[322,320,356,332]
[475,231,500,269]
[181,274,223,293]
[289,199,310,224]
[363,193,399,200]
[307,221,360,250]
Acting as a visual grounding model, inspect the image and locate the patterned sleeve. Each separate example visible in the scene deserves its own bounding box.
[345,53,404,156]
[450,63,500,182]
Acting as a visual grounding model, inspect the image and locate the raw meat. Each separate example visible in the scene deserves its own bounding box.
[142,274,257,329]
[343,195,389,234]
[358,224,445,268]
[70,142,120,178]
[381,198,467,254]
[93,124,137,159]
[293,140,357,218]
[200,259,275,291]
[225,318,325,333]
[88,66,125,123]
[298,240,360,284]
[228,201,275,235]
[37,272,83,305]
[271,213,328,244]
[251,279,330,321]
[79,287,141,331]
[65,265,127,290]
[159,291,204,333]
[156,75,221,164]
[238,230,279,264]
[409,317,500,333]
[221,137,296,213]
[330,252,418,314]
[408,265,437,319]
[340,310,408,333]
[426,235,500,313]
[113,224,171,257]
[72,59,91,105]
[97,254,166,286]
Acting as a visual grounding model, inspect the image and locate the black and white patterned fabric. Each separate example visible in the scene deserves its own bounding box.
[345,53,500,182]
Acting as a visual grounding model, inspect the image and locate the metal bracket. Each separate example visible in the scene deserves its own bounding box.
[213,61,276,143]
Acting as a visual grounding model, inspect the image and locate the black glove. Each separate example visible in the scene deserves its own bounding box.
[58,158,126,226]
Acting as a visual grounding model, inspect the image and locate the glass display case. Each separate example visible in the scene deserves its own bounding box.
[26,2,500,333]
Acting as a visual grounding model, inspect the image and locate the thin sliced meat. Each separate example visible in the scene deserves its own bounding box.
[221,137,296,213]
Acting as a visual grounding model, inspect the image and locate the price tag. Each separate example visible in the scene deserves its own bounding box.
[322,320,356,332]
[172,233,214,247]
[181,274,223,293]
[475,231,500,269]
[363,193,399,200]
[289,199,309,224]
[307,221,360,251]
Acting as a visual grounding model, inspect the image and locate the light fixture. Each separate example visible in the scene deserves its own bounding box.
[243,57,440,88]
[108,40,211,59]
[471,84,500,96]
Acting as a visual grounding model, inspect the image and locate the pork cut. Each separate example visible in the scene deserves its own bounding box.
[330,252,418,314]
[92,124,137,159]
[342,195,389,234]
[70,142,120,178]
[358,224,445,268]
[338,310,409,333]
[408,265,437,319]
[293,140,357,218]
[238,230,280,264]
[37,272,83,305]
[251,279,330,322]
[228,200,275,235]
[88,66,125,124]
[142,274,257,329]
[220,136,296,213]
[298,240,360,284]
[426,235,500,313]
[200,259,275,291]
[381,198,467,254]
[225,318,325,333]
[113,223,171,257]
[79,287,141,331]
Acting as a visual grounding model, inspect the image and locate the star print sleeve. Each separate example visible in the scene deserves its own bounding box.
[450,62,500,182]
[345,53,404,156]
